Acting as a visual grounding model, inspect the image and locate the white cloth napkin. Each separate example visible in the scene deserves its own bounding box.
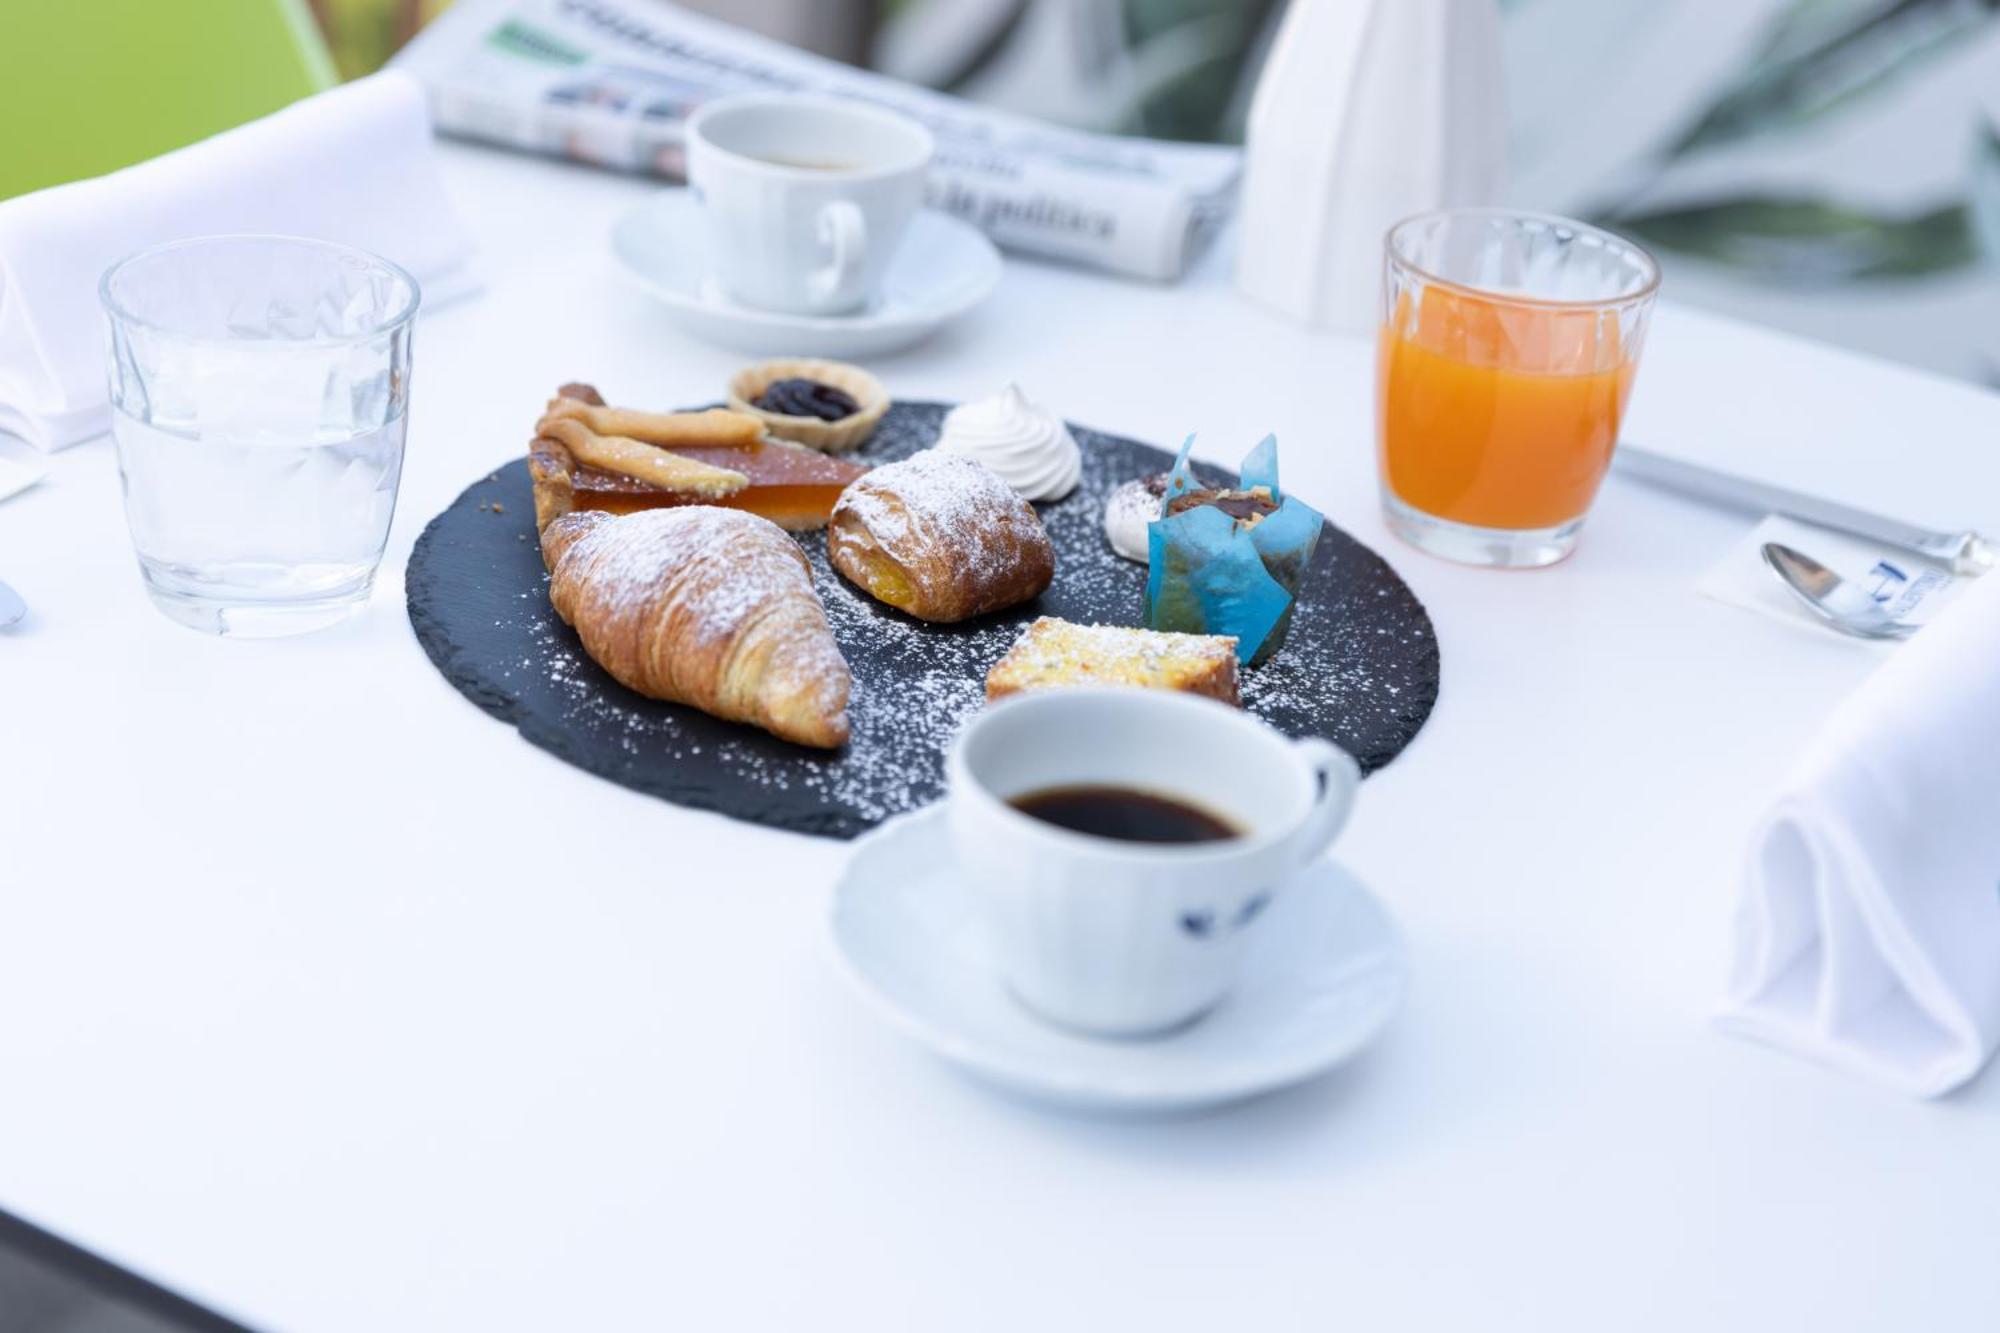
[0,70,475,452]
[1718,568,2000,1097]
[0,453,42,505]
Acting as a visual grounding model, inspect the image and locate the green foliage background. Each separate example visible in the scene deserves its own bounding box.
[1599,0,2000,286]
[326,0,2000,287]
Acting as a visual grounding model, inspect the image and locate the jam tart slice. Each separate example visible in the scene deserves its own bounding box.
[529,384,868,534]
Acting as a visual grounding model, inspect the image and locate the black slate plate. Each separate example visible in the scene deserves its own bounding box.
[407,403,1438,839]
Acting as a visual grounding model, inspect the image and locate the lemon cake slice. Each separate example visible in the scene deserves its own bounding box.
[985,617,1240,705]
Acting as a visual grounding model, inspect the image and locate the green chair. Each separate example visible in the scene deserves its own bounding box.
[3,0,337,200]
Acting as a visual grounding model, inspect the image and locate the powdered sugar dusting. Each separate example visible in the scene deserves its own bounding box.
[547,506,850,747]
[553,508,803,639]
[1102,472,1170,563]
[830,450,1051,612]
[407,402,1439,839]
[987,617,1236,697]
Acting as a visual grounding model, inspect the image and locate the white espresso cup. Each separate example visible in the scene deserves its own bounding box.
[685,94,934,316]
[946,689,1361,1037]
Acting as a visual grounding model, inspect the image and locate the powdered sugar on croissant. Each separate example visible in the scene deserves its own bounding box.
[828,451,1055,623]
[542,507,852,748]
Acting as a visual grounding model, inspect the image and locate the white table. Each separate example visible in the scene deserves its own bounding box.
[6,142,2000,1332]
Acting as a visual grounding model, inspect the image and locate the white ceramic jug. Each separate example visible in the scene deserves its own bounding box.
[1236,0,1507,331]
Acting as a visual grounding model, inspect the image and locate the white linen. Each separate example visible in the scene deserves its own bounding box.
[0,453,43,505]
[0,71,475,452]
[1718,567,2000,1097]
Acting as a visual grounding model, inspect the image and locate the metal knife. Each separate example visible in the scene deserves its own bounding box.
[1615,444,1996,577]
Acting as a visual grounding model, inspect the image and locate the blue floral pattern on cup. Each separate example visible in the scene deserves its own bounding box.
[1181,892,1272,940]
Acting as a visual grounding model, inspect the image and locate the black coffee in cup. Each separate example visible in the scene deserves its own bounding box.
[1009,785,1240,845]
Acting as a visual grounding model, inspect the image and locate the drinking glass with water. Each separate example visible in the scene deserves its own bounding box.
[101,235,418,636]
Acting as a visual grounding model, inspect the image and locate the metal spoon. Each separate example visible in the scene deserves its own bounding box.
[0,580,23,629]
[1762,543,1917,640]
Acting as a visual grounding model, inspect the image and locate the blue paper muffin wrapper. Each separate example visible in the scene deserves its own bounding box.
[1143,434,1323,665]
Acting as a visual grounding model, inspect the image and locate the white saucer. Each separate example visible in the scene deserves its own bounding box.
[829,806,1408,1114]
[610,189,1002,357]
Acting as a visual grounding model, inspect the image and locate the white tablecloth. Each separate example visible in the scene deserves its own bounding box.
[3,142,1999,1331]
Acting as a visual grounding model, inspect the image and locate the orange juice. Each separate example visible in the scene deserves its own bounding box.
[1378,285,1637,532]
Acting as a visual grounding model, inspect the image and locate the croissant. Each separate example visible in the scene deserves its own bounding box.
[542,507,852,748]
[828,451,1055,623]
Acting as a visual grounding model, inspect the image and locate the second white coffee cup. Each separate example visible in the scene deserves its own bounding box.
[685,94,934,316]
[947,689,1361,1037]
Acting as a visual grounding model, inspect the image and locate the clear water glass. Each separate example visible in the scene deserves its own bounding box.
[102,235,419,636]
[1378,209,1660,568]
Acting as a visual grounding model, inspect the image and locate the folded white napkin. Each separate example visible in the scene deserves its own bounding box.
[0,451,43,505]
[0,70,475,452]
[1719,568,2000,1097]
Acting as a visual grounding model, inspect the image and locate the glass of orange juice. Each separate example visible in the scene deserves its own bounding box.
[1378,209,1660,568]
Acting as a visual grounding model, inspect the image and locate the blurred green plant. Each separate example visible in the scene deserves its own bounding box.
[307,0,452,78]
[319,0,1996,286]
[1665,0,1998,158]
[910,0,1275,143]
[1120,0,1279,142]
[321,0,1270,143]
[1613,197,1975,280]
[1599,0,2000,285]
[1973,115,2000,261]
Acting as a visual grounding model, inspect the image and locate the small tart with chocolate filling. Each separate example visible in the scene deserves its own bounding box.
[727,359,890,453]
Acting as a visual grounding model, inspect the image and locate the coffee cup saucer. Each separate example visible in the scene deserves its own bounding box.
[610,189,1002,357]
[828,805,1408,1114]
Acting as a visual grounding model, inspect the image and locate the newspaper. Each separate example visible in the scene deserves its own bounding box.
[392,0,1241,281]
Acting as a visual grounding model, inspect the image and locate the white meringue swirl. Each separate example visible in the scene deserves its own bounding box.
[934,384,1082,503]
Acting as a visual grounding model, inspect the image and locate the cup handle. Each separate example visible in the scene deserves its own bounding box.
[1287,738,1361,869]
[811,200,868,308]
